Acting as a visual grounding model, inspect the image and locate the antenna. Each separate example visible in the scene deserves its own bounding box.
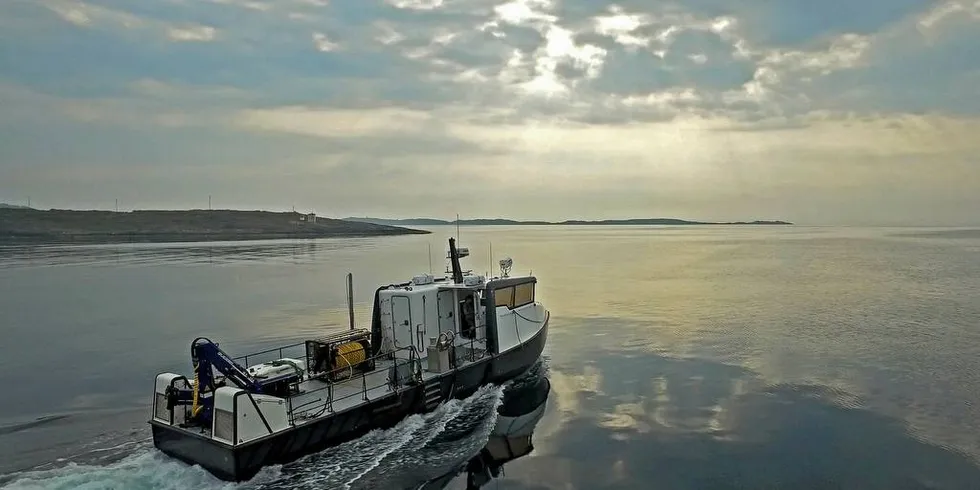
[428,242,433,274]
[489,241,492,278]
[456,213,460,243]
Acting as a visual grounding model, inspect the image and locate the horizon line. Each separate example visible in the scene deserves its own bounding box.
[6,205,980,227]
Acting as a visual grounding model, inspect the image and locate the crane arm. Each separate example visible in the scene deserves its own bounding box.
[191,337,259,392]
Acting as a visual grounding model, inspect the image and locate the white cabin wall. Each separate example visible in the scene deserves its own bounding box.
[380,289,440,358]
[420,290,440,348]
[474,291,487,340]
[409,293,427,353]
[437,290,456,338]
[378,295,400,356]
[388,293,415,357]
[380,286,490,358]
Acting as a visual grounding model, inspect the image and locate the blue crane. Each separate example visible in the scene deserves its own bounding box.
[167,337,300,426]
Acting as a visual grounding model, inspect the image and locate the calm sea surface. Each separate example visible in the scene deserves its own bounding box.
[1,226,980,489]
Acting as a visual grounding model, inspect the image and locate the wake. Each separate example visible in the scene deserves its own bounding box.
[0,385,505,490]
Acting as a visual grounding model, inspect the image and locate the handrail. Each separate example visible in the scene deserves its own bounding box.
[233,340,307,367]
[247,319,497,424]
[288,345,422,421]
[235,341,306,360]
[231,328,385,368]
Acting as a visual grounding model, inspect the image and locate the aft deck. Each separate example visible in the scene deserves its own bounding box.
[283,337,490,422]
[161,332,490,437]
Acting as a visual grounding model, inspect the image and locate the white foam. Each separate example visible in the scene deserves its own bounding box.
[351,385,506,489]
[0,449,280,490]
[256,384,505,490]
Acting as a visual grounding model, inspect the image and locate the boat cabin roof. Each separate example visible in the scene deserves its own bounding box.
[382,242,536,295]
[381,273,536,294]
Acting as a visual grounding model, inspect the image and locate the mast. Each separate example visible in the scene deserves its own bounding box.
[448,238,464,284]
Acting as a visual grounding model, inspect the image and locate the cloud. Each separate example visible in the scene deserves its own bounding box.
[34,0,223,46]
[46,5,92,26]
[43,0,142,27]
[387,0,445,10]
[207,0,273,12]
[593,5,653,48]
[595,0,941,47]
[729,0,980,118]
[312,32,341,51]
[235,106,434,139]
[1,0,979,224]
[167,25,218,42]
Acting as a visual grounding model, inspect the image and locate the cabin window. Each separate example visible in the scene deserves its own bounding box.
[495,287,514,308]
[513,283,534,308]
[494,282,535,309]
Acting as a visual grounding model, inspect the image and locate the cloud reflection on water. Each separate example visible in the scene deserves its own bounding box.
[510,316,980,490]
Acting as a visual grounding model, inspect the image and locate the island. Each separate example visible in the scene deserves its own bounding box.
[0,208,429,244]
[343,217,793,226]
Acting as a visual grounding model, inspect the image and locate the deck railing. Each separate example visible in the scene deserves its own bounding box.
[224,329,487,425]
[286,345,423,424]
[233,341,307,370]
[457,324,489,365]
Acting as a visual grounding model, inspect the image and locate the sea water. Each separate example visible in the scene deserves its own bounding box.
[2,226,980,489]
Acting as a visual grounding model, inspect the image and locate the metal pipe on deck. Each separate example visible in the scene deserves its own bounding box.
[347,272,355,331]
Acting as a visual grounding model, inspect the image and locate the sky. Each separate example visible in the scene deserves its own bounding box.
[0,0,978,225]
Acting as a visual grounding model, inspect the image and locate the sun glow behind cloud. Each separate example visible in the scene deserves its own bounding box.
[0,0,978,224]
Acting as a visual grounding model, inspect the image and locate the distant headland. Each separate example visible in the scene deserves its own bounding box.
[0,208,429,245]
[343,217,794,226]
[0,204,792,245]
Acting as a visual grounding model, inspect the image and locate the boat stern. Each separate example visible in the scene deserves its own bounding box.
[151,419,239,481]
[150,379,291,481]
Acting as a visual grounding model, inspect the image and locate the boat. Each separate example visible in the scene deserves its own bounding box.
[149,237,550,482]
[416,364,551,489]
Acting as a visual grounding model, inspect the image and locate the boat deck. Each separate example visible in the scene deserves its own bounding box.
[288,360,400,422]
[290,340,489,421]
[169,339,490,437]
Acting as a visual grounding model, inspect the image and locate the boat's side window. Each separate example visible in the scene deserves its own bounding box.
[513,283,534,308]
[495,287,514,308]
